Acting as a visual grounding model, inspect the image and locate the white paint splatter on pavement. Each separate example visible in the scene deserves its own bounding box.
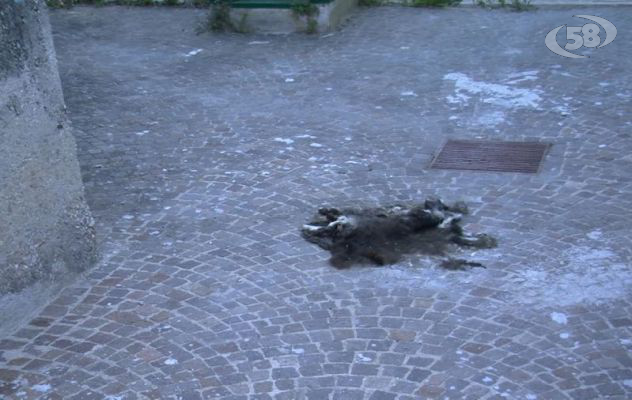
[587,230,603,240]
[550,312,568,324]
[273,137,294,145]
[184,49,203,57]
[32,384,51,393]
[510,246,631,307]
[444,72,541,108]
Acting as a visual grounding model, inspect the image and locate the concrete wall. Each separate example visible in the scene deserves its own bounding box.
[230,0,358,34]
[0,0,96,335]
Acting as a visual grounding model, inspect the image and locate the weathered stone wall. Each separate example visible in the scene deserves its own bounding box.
[0,0,96,335]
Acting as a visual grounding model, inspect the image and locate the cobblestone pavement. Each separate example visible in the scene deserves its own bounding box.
[2,5,632,400]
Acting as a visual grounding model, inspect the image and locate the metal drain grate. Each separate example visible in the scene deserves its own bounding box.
[431,140,551,173]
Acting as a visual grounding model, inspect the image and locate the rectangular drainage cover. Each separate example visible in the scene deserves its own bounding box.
[431,140,551,173]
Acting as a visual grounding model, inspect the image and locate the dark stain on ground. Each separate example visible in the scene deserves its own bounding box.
[301,197,496,269]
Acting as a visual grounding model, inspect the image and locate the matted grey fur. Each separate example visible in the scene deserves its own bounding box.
[301,197,496,269]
